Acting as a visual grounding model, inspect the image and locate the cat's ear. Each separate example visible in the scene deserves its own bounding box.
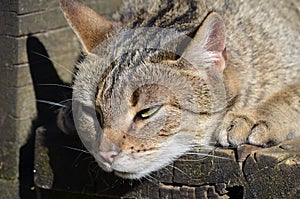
[182,12,226,72]
[60,0,116,53]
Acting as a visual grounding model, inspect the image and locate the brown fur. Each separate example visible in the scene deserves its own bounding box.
[58,0,300,179]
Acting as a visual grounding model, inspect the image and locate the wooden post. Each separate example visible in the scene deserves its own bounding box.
[0,0,121,198]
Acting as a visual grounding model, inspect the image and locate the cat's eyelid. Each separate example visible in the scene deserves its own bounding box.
[136,105,163,120]
[142,104,163,111]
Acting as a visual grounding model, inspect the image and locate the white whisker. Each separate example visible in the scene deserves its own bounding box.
[36,99,67,108]
[161,166,173,175]
[137,178,144,185]
[32,51,74,75]
[182,152,233,160]
[143,174,159,185]
[58,98,73,105]
[167,164,189,177]
[63,146,89,154]
[37,83,72,89]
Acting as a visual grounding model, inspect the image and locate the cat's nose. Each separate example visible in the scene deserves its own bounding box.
[99,150,120,164]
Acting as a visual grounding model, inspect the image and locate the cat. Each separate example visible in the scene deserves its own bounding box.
[58,0,300,179]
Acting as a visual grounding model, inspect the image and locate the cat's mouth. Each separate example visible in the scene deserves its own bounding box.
[95,158,142,179]
[114,169,140,179]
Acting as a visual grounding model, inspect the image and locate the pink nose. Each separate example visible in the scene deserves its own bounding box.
[99,151,119,164]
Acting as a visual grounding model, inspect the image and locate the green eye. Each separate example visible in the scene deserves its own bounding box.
[139,105,162,119]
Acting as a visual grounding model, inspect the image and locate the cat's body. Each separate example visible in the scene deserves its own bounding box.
[59,0,300,179]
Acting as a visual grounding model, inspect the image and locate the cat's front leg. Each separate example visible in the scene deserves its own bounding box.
[218,84,300,147]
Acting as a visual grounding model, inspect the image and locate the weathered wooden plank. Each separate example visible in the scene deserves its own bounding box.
[18,0,58,14]
[84,0,123,18]
[0,0,122,37]
[34,126,136,198]
[0,84,36,119]
[0,0,18,12]
[242,139,300,198]
[0,115,20,180]
[33,125,300,198]
[0,64,32,88]
[122,181,160,199]
[0,179,19,198]
[0,35,18,67]
[18,8,68,36]
[0,31,79,86]
[0,9,67,37]
[0,0,57,14]
[17,0,122,16]
[0,12,18,36]
[17,28,80,66]
[173,149,244,186]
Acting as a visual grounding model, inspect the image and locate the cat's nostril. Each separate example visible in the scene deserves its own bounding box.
[99,150,119,164]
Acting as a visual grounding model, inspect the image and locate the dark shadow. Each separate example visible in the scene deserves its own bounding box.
[20,36,137,199]
[227,186,244,199]
[26,35,70,127]
[19,35,72,199]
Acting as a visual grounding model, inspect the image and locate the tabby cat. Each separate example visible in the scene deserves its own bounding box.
[58,0,300,179]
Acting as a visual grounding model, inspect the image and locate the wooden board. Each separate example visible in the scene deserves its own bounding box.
[34,126,300,198]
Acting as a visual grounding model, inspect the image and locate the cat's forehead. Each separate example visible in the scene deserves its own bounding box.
[97,61,172,105]
[91,26,189,65]
[96,60,207,108]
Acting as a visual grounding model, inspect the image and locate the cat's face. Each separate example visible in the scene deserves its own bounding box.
[97,62,206,178]
[72,58,226,179]
[60,0,228,179]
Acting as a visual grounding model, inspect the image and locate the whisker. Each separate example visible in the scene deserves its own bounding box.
[58,98,73,105]
[82,155,94,162]
[88,161,100,172]
[63,146,90,154]
[183,153,233,160]
[36,99,67,108]
[143,174,159,185]
[161,166,173,175]
[104,177,122,190]
[32,51,74,75]
[144,178,158,186]
[167,164,189,177]
[37,83,72,89]
[137,178,144,185]
[70,149,89,168]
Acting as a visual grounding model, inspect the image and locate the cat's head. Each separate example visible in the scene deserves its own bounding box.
[60,0,230,179]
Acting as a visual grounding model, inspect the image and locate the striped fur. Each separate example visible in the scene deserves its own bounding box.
[59,0,300,179]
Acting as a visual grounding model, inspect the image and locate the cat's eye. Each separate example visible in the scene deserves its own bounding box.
[138,105,162,120]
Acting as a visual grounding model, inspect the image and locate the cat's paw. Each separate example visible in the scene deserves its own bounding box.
[218,111,278,147]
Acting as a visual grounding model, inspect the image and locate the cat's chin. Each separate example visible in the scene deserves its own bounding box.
[96,160,147,179]
[114,170,141,179]
[95,153,172,179]
[96,160,158,179]
[97,161,150,179]
[96,161,113,173]
[93,133,195,179]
